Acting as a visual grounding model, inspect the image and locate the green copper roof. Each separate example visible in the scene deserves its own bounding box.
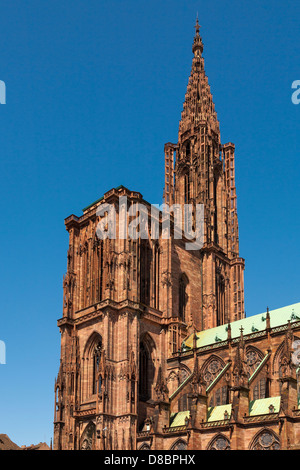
[183,302,300,350]
[207,404,232,422]
[206,397,281,422]
[249,396,281,416]
[170,411,190,427]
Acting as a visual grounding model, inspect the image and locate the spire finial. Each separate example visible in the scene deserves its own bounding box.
[192,18,203,55]
[195,16,200,36]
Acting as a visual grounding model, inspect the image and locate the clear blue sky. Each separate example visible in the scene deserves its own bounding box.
[0,0,299,447]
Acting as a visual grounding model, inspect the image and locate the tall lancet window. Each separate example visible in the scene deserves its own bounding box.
[216,268,225,326]
[179,274,188,322]
[140,240,151,305]
[139,342,149,401]
[153,244,160,310]
[98,374,102,395]
[184,174,190,204]
[131,374,136,403]
[186,141,191,159]
[92,341,102,395]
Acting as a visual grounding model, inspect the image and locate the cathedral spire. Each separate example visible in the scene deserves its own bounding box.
[178,21,219,140]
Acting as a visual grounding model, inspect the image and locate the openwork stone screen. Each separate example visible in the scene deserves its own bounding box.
[246,349,263,378]
[203,359,223,386]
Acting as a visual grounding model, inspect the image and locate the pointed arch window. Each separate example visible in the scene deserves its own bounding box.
[246,347,268,399]
[80,422,96,451]
[203,358,223,386]
[171,440,187,450]
[139,443,151,450]
[250,430,280,450]
[246,348,264,379]
[208,435,230,450]
[139,334,155,402]
[202,357,228,406]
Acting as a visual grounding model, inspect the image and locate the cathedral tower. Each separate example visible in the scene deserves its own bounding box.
[164,19,245,327]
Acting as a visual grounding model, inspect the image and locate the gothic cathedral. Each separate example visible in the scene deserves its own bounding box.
[54,22,300,450]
